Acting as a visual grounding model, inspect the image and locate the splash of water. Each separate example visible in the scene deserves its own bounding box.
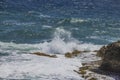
[0,28,102,55]
[38,28,80,54]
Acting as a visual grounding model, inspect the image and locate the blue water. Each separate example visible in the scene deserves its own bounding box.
[0,0,120,44]
[0,0,120,79]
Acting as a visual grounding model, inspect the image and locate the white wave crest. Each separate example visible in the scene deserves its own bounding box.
[70,18,88,23]
[0,28,102,55]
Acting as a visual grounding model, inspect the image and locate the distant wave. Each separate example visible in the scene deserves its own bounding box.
[2,20,35,26]
[70,18,88,23]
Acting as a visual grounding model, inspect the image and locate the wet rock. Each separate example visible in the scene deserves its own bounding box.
[74,61,115,80]
[88,77,97,80]
[74,65,91,78]
[96,46,106,57]
[73,69,86,75]
[72,50,81,57]
[84,75,90,79]
[65,52,72,58]
[32,52,57,58]
[65,50,81,58]
[79,66,90,71]
[79,69,87,74]
[64,49,94,58]
[97,41,120,72]
[93,50,98,52]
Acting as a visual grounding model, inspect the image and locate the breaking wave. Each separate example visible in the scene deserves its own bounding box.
[0,28,101,80]
[0,28,102,56]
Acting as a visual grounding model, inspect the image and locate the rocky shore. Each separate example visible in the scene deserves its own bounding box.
[31,41,120,80]
[74,41,120,80]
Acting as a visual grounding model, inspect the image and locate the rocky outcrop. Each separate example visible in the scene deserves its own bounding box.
[64,50,92,58]
[32,52,57,58]
[97,41,120,72]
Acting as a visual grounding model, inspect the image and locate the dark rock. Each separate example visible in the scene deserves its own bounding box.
[32,52,57,58]
[88,77,97,80]
[93,50,98,52]
[73,69,86,75]
[72,50,81,56]
[65,49,94,58]
[97,41,120,72]
[79,66,90,70]
[96,46,106,57]
[65,52,72,58]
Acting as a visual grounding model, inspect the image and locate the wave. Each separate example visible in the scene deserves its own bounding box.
[2,20,35,26]
[70,18,88,23]
[0,28,102,79]
[42,25,53,29]
[57,18,89,25]
[27,11,51,18]
[0,28,102,56]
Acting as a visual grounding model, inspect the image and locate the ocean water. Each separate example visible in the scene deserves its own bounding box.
[0,0,120,80]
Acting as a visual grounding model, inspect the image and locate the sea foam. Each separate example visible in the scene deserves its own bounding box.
[0,54,82,80]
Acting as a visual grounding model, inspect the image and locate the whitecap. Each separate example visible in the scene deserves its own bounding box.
[0,28,102,55]
[42,25,52,28]
[70,18,88,23]
[2,20,35,26]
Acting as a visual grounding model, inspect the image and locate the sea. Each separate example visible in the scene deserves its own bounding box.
[0,0,120,80]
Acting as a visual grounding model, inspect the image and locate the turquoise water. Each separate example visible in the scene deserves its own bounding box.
[0,0,120,80]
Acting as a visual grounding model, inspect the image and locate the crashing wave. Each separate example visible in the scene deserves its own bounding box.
[0,28,102,55]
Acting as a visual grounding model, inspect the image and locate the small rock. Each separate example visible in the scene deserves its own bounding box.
[88,77,97,80]
[79,66,90,71]
[79,70,87,74]
[32,52,57,58]
[65,50,81,58]
[65,52,72,58]
[73,70,86,75]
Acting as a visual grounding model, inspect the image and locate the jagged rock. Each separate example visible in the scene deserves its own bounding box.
[32,52,57,58]
[97,41,120,72]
